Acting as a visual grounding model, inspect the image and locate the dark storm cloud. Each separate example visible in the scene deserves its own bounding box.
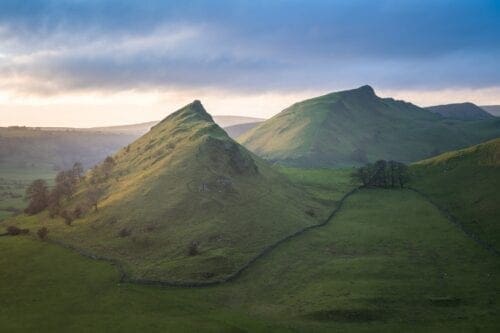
[1,0,499,94]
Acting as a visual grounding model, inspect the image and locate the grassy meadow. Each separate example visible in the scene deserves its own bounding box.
[1,167,499,332]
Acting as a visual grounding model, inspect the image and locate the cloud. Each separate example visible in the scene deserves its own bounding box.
[0,0,499,96]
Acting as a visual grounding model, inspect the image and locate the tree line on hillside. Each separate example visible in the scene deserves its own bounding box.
[24,156,116,222]
[352,160,410,188]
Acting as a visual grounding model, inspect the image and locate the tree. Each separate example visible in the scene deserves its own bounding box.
[396,163,410,188]
[101,156,116,178]
[60,210,73,226]
[72,162,84,182]
[37,227,48,240]
[87,185,104,212]
[55,170,77,199]
[353,160,410,189]
[25,179,49,214]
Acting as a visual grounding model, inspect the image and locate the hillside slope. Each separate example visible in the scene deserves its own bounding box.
[481,105,500,117]
[224,121,263,139]
[8,101,327,283]
[425,102,494,120]
[239,86,500,167]
[411,138,500,250]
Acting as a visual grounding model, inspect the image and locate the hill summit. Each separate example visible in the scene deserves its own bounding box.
[239,86,500,167]
[20,101,326,283]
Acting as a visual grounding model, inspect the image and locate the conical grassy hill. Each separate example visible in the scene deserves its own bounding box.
[10,101,328,282]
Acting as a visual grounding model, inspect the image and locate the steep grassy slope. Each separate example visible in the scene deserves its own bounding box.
[1,189,498,332]
[6,101,327,283]
[239,86,500,167]
[411,138,500,251]
[425,102,494,120]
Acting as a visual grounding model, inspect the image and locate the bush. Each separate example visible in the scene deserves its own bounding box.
[60,210,74,226]
[73,206,83,219]
[6,226,28,235]
[305,208,316,217]
[37,227,48,240]
[188,241,200,256]
[118,228,131,238]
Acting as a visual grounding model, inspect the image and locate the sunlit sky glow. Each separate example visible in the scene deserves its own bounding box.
[1,0,499,127]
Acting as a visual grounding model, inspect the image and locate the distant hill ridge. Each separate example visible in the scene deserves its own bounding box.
[425,102,494,120]
[239,85,500,167]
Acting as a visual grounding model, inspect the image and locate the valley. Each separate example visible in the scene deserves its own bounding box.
[1,90,499,332]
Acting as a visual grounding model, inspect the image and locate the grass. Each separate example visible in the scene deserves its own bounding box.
[410,138,500,250]
[1,188,498,332]
[4,101,332,283]
[276,166,357,202]
[239,85,500,167]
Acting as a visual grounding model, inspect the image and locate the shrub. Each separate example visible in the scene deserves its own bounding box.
[37,227,48,240]
[6,226,29,236]
[73,206,83,219]
[305,208,316,217]
[60,210,74,226]
[118,228,131,238]
[188,241,200,256]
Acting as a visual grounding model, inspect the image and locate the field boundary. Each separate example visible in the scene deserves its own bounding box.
[32,186,361,288]
[407,187,499,256]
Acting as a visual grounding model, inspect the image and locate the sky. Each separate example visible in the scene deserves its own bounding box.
[1,0,500,127]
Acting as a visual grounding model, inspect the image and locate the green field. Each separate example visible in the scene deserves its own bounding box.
[1,169,498,332]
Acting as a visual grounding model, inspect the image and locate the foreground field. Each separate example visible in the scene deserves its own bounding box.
[2,187,498,332]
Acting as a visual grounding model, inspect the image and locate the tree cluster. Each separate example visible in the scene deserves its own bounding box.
[25,162,84,215]
[352,160,410,188]
[88,156,115,184]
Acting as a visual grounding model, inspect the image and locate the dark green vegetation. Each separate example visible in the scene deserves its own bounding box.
[411,138,500,251]
[224,121,263,139]
[239,85,500,167]
[425,102,495,120]
[2,186,498,331]
[6,101,328,283]
[352,160,409,188]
